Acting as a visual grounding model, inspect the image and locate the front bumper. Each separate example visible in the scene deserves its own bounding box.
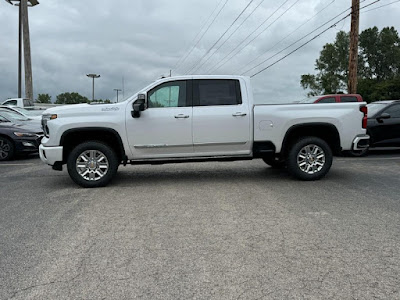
[14,136,42,154]
[39,144,63,166]
[352,134,370,151]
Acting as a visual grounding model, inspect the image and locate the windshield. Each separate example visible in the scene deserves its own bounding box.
[11,107,39,117]
[367,103,388,117]
[0,115,10,122]
[0,110,30,121]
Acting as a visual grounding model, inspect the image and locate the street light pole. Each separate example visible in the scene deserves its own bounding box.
[86,74,100,101]
[113,89,122,103]
[5,0,39,100]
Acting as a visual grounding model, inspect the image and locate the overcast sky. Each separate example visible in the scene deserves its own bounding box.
[0,0,399,103]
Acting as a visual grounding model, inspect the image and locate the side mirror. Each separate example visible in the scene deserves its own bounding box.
[131,94,146,118]
[377,112,391,123]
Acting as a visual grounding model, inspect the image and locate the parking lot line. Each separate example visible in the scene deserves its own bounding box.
[0,163,35,166]
[337,156,400,162]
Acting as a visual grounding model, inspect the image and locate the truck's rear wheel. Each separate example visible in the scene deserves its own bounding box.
[67,141,119,188]
[286,137,332,181]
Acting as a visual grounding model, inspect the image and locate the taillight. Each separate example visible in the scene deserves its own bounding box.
[360,105,368,129]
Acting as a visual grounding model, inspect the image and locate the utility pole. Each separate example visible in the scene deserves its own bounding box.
[86,74,100,101]
[348,0,360,94]
[5,0,39,100]
[114,89,122,103]
[20,0,33,100]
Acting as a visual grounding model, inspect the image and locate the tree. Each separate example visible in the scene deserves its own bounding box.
[55,92,89,104]
[301,27,400,100]
[301,31,349,96]
[36,93,51,103]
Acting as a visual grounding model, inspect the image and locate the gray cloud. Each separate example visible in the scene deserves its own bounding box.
[0,0,399,103]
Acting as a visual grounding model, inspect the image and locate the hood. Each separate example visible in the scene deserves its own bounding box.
[43,102,127,117]
[0,122,38,133]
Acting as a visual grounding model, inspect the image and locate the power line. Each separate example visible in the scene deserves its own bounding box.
[242,3,352,75]
[209,0,302,74]
[176,0,230,73]
[242,0,370,75]
[173,0,225,72]
[185,0,256,75]
[250,0,381,78]
[232,0,336,75]
[363,0,400,12]
[190,0,266,74]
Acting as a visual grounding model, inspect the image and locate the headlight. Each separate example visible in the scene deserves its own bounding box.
[42,114,57,121]
[14,132,37,137]
[42,114,57,137]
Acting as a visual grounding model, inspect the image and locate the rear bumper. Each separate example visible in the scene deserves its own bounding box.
[39,144,63,166]
[352,134,370,151]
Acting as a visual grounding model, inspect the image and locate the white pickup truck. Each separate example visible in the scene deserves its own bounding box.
[39,75,369,188]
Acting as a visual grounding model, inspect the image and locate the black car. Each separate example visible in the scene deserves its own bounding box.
[350,100,400,156]
[0,115,43,161]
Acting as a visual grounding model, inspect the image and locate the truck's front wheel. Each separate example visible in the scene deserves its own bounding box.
[286,137,332,181]
[67,141,119,188]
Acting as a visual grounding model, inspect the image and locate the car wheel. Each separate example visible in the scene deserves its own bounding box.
[0,137,15,161]
[67,141,119,188]
[286,136,333,181]
[262,157,286,168]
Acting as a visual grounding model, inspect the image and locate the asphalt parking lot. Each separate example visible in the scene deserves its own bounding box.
[1,151,400,299]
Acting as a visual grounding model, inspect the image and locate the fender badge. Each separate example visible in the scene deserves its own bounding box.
[101,107,120,112]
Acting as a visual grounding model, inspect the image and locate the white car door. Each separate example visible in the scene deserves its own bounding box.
[192,79,251,156]
[126,80,193,159]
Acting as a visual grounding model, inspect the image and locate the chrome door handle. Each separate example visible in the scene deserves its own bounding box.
[174,114,190,119]
[232,112,247,117]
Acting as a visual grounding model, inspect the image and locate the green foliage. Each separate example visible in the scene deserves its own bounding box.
[301,27,400,100]
[37,93,51,103]
[358,77,400,103]
[56,92,89,104]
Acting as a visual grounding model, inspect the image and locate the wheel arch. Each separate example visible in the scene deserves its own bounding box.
[60,127,127,163]
[281,123,341,156]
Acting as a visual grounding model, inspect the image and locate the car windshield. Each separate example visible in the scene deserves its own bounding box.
[367,103,389,117]
[11,107,38,117]
[0,110,30,121]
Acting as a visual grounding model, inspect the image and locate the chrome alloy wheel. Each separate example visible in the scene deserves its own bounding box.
[297,144,325,175]
[76,150,109,181]
[0,140,11,160]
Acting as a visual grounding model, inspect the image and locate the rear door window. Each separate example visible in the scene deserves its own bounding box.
[193,79,242,106]
[317,97,336,103]
[340,96,359,102]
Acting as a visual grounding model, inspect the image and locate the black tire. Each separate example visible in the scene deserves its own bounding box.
[262,157,286,169]
[67,141,119,188]
[0,137,15,161]
[286,136,333,181]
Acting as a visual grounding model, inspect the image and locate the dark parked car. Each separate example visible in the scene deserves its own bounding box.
[0,115,43,161]
[349,100,400,156]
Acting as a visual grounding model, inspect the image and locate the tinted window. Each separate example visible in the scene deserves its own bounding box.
[23,99,34,107]
[384,104,400,118]
[4,100,17,106]
[317,97,336,103]
[148,81,187,108]
[194,79,241,106]
[340,96,359,102]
